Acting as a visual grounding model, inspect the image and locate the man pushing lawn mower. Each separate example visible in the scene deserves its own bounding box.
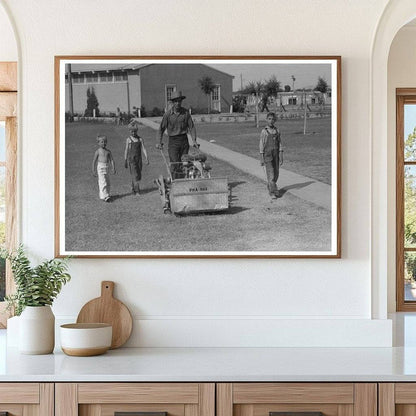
[156,90,199,179]
[154,93,229,216]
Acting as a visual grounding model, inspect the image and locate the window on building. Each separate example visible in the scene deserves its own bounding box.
[288,97,297,105]
[396,89,416,311]
[211,85,221,112]
[114,71,127,82]
[99,72,113,83]
[86,73,98,83]
[211,85,220,101]
[72,73,84,83]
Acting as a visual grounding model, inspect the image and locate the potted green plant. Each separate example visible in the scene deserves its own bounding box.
[1,245,71,354]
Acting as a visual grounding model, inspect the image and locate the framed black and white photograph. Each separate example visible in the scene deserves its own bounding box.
[55,56,341,258]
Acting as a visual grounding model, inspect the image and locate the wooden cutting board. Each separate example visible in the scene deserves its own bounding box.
[76,281,133,349]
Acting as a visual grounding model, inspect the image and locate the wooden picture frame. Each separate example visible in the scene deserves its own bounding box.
[55,56,341,258]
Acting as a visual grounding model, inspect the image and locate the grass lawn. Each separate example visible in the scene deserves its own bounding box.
[196,117,332,184]
[64,122,331,253]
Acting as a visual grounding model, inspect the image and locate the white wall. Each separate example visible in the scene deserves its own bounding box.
[0,2,17,61]
[387,25,416,312]
[0,0,394,346]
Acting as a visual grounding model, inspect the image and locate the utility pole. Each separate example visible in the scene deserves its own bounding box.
[303,89,307,135]
[255,92,259,128]
[240,74,243,91]
[66,64,74,121]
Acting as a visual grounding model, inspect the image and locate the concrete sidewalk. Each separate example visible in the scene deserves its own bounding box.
[138,118,332,210]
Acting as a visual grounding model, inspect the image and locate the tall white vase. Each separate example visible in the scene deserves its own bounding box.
[6,315,20,347]
[19,306,55,354]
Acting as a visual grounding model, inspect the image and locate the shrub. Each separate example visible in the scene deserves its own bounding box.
[84,87,100,117]
[150,107,164,117]
[140,106,147,118]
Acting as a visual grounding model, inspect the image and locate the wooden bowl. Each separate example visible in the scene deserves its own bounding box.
[60,323,112,356]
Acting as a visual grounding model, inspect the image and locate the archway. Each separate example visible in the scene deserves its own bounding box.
[371,0,416,320]
[0,0,18,327]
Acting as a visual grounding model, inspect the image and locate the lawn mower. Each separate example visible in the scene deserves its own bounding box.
[155,146,229,215]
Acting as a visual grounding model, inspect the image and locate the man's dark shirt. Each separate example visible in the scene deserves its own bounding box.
[158,107,195,139]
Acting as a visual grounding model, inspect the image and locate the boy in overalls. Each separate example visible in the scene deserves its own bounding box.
[124,121,149,195]
[259,112,282,197]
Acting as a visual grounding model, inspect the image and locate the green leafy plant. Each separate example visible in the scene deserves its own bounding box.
[1,245,71,316]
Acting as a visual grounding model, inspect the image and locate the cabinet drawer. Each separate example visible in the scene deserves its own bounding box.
[217,383,376,416]
[56,383,215,416]
[0,383,53,416]
[379,383,416,416]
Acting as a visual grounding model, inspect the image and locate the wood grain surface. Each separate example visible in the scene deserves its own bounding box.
[233,383,354,404]
[76,281,133,349]
[55,383,78,416]
[0,92,16,120]
[77,383,199,404]
[0,62,17,92]
[379,383,395,416]
[0,383,39,403]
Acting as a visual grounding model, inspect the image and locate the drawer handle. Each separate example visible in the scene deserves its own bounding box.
[115,412,168,416]
[270,413,324,416]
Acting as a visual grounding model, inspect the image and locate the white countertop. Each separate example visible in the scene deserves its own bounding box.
[2,328,416,382]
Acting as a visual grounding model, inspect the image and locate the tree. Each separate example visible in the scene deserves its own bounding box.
[405,126,416,161]
[198,76,215,114]
[232,94,246,113]
[264,75,281,112]
[242,81,263,95]
[404,127,416,281]
[284,84,291,92]
[245,81,264,126]
[315,76,329,93]
[264,76,281,98]
[84,87,100,117]
[405,127,416,246]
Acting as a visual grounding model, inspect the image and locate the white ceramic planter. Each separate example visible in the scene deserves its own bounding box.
[19,306,55,354]
[6,315,20,347]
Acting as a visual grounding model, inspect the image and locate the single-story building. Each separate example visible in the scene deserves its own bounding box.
[245,89,332,109]
[65,63,234,116]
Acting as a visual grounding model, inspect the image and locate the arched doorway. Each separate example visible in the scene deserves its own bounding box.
[371,0,416,319]
[0,0,18,327]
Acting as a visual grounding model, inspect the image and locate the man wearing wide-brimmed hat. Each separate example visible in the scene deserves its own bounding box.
[156,91,198,178]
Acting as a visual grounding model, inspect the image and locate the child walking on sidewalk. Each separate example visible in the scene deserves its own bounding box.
[259,112,282,197]
[92,135,116,202]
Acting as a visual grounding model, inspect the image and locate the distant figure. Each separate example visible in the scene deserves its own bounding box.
[259,112,282,197]
[92,135,116,202]
[156,91,198,179]
[116,107,122,125]
[124,121,149,195]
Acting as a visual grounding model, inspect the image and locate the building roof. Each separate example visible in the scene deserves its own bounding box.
[67,63,148,73]
[66,63,233,78]
[203,64,234,79]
